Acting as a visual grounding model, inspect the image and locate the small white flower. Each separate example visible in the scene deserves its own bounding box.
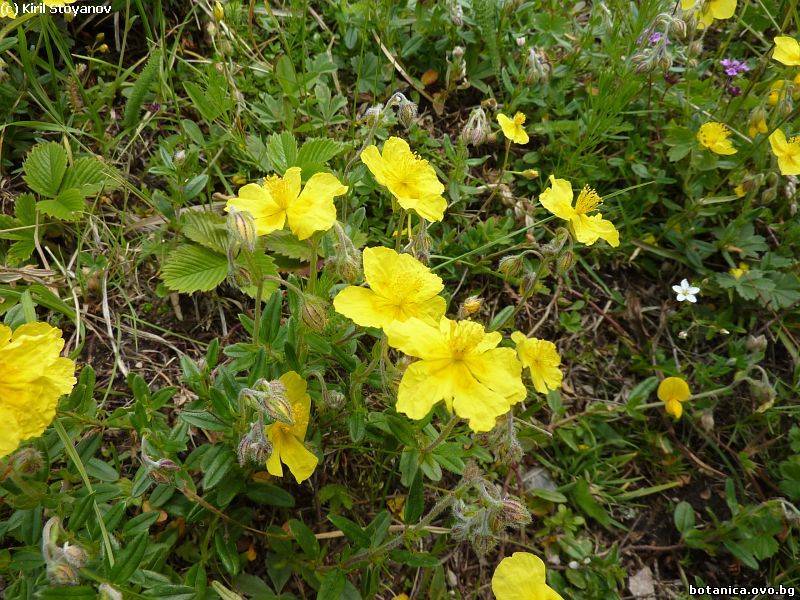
[672,278,700,303]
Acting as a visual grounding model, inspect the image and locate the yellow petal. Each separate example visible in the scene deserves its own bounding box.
[539,176,577,221]
[710,0,736,19]
[275,432,318,483]
[362,247,445,322]
[665,398,683,419]
[399,193,448,222]
[384,317,450,360]
[769,129,789,155]
[265,167,302,207]
[680,0,696,8]
[361,145,389,185]
[572,213,620,247]
[463,347,526,405]
[657,376,691,403]
[395,360,456,420]
[492,553,562,600]
[226,184,285,236]
[774,36,800,66]
[497,113,528,144]
[451,366,515,432]
[333,286,393,328]
[0,406,22,458]
[288,172,347,240]
[512,333,563,394]
[279,371,310,439]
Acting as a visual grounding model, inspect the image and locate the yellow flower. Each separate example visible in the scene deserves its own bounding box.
[0,322,76,458]
[773,36,800,66]
[497,112,530,145]
[682,0,736,28]
[0,1,16,18]
[769,129,800,175]
[734,184,746,197]
[384,316,526,432]
[43,0,78,5]
[729,262,749,279]
[492,552,564,600]
[264,371,318,483]
[333,247,446,329]
[511,332,563,394]
[361,137,447,222]
[539,175,619,247]
[748,118,767,138]
[658,376,691,419]
[696,122,737,155]
[225,167,348,241]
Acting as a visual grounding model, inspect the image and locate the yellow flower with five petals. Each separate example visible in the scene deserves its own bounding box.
[511,332,563,394]
[333,247,445,329]
[225,167,348,240]
[264,371,318,483]
[360,137,447,222]
[497,112,529,145]
[492,552,564,600]
[769,129,800,175]
[0,322,76,458]
[539,175,619,247]
[729,262,749,279]
[773,36,800,66]
[697,122,737,155]
[658,376,691,419]
[384,316,526,432]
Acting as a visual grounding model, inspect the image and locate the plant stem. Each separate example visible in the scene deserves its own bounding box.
[252,276,264,344]
[423,414,460,454]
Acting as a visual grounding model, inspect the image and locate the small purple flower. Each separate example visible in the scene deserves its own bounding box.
[720,58,749,77]
[726,84,742,96]
[649,32,664,44]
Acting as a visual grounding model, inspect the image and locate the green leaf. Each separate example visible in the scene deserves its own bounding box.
[316,570,346,600]
[37,188,85,221]
[110,533,149,583]
[162,244,229,293]
[181,211,229,254]
[264,230,313,260]
[123,50,162,128]
[23,142,67,197]
[327,514,370,547]
[180,410,229,431]
[183,69,233,122]
[294,138,346,175]
[61,156,109,195]
[571,479,612,528]
[37,586,97,599]
[245,483,295,507]
[289,519,320,558]
[673,501,695,534]
[237,251,280,300]
[266,131,298,174]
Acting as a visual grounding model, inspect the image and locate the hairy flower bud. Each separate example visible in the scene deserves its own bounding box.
[746,334,767,353]
[227,207,257,254]
[237,420,272,466]
[521,168,539,180]
[461,107,490,147]
[62,543,88,569]
[300,294,329,332]
[99,584,124,600]
[397,99,418,129]
[253,379,293,425]
[498,254,524,278]
[48,562,80,586]
[459,295,483,317]
[12,447,44,474]
[501,496,532,526]
[526,47,552,83]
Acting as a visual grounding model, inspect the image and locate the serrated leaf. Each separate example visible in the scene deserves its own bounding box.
[162,244,228,293]
[263,230,312,260]
[16,193,37,225]
[23,142,67,197]
[61,156,108,195]
[266,131,298,174]
[181,211,229,253]
[37,188,85,221]
[294,138,345,175]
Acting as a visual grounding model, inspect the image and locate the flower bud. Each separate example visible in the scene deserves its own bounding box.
[556,250,575,275]
[253,379,294,425]
[62,543,88,569]
[460,107,490,147]
[746,334,767,353]
[300,294,329,332]
[498,254,524,278]
[460,295,483,317]
[227,207,257,254]
[237,420,272,466]
[501,496,532,526]
[322,389,346,410]
[48,562,80,586]
[213,1,225,21]
[12,447,44,474]
[521,168,539,179]
[99,584,124,600]
[397,99,418,129]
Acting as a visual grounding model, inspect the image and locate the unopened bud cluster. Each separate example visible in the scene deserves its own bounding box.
[42,518,89,586]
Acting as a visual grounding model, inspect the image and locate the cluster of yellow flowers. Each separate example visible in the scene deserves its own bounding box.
[226,121,603,476]
[0,322,76,458]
